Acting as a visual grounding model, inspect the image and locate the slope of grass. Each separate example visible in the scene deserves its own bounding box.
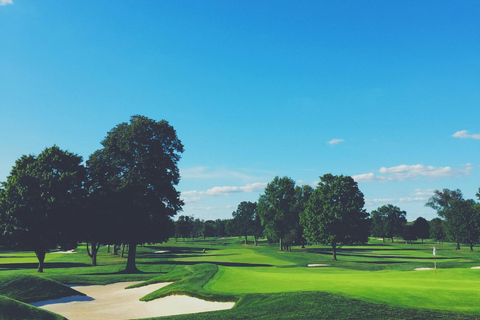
[0,274,84,303]
[147,291,480,320]
[0,295,66,320]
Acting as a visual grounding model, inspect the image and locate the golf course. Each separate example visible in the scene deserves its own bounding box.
[1,237,480,319]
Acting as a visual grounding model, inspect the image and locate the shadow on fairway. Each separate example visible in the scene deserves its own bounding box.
[310,250,459,260]
[0,262,91,270]
[141,260,273,267]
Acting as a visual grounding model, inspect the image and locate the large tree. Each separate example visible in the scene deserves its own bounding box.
[300,174,369,260]
[232,201,257,245]
[426,189,468,250]
[87,115,183,272]
[0,146,86,272]
[370,209,388,242]
[257,176,297,251]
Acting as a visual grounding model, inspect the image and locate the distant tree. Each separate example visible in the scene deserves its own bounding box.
[225,219,235,237]
[413,217,430,243]
[252,212,263,246]
[300,174,370,260]
[232,201,257,244]
[370,209,388,242]
[257,176,297,251]
[373,204,406,243]
[426,189,466,250]
[204,220,215,239]
[87,115,183,272]
[214,219,227,237]
[0,146,86,272]
[429,218,446,244]
[402,225,417,244]
[176,215,193,241]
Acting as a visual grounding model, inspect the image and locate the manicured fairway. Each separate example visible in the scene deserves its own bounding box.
[206,266,480,314]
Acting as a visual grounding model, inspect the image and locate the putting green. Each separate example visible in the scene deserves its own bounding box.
[205,266,480,314]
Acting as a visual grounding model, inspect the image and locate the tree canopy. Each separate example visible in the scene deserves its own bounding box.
[0,146,86,272]
[86,115,184,272]
[300,174,369,260]
[257,176,298,251]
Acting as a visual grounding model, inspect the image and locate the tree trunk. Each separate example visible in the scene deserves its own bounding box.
[125,241,139,273]
[332,242,337,261]
[254,236,258,246]
[113,244,120,255]
[87,241,100,266]
[279,238,283,251]
[35,250,46,273]
[391,237,394,243]
[244,235,248,245]
[107,245,111,253]
[470,245,474,251]
[456,242,460,250]
[383,237,385,243]
[121,243,126,258]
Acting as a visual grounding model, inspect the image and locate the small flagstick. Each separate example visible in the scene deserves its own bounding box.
[433,246,437,278]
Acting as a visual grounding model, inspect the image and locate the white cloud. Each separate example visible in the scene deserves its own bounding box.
[353,164,473,182]
[452,130,480,139]
[413,188,435,196]
[365,196,428,207]
[328,138,344,145]
[0,0,13,5]
[183,182,267,197]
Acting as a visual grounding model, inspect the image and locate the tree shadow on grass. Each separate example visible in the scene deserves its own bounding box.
[0,262,90,270]
[140,260,273,267]
[310,250,459,260]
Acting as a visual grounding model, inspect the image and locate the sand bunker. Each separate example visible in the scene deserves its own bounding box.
[413,267,434,271]
[307,264,331,267]
[32,282,234,320]
[154,250,169,254]
[50,249,76,254]
[470,266,480,269]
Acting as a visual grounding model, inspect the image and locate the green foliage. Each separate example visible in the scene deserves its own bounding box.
[426,189,480,250]
[232,201,259,244]
[430,218,446,243]
[413,217,430,242]
[86,115,184,272]
[300,174,369,259]
[371,204,406,242]
[0,146,86,272]
[0,295,66,320]
[257,176,298,250]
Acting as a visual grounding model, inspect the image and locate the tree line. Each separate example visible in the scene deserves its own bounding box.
[1,115,479,272]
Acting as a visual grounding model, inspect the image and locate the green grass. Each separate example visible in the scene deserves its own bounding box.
[2,238,480,319]
[0,295,66,320]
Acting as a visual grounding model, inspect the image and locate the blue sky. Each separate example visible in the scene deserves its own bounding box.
[1,1,479,222]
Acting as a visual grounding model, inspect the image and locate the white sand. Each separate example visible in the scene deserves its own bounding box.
[413,267,434,271]
[50,249,76,254]
[154,250,169,254]
[471,266,480,269]
[307,264,331,267]
[33,282,234,320]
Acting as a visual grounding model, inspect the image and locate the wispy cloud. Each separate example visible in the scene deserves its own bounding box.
[328,138,344,145]
[183,182,267,197]
[452,130,480,139]
[353,164,473,182]
[0,0,13,5]
[365,196,429,207]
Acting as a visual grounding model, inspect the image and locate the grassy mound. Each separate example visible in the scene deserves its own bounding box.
[0,274,84,303]
[129,263,237,303]
[146,291,480,320]
[0,295,65,320]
